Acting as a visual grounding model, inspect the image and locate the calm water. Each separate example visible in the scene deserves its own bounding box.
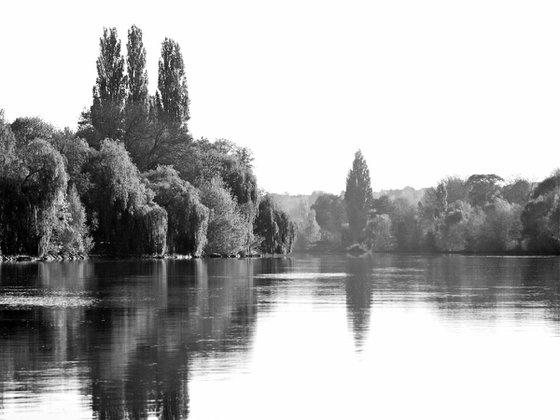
[0,255,559,419]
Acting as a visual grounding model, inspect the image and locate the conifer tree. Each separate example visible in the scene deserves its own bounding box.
[344,150,373,242]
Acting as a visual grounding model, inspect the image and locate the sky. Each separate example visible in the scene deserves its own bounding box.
[1,0,559,195]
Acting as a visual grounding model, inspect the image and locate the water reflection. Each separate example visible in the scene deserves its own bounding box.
[344,258,374,349]
[0,259,258,419]
[0,255,559,419]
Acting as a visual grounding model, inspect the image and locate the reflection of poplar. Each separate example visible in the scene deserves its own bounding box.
[345,260,374,350]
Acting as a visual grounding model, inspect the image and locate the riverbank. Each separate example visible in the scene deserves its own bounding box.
[0,252,270,264]
[2,249,558,264]
[303,242,560,257]
[0,253,88,263]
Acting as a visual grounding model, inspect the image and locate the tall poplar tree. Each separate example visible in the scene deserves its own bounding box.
[157,38,190,126]
[123,25,149,154]
[344,150,373,242]
[128,37,192,171]
[126,25,148,105]
[90,27,127,143]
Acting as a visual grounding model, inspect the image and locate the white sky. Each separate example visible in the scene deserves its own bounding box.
[1,0,559,194]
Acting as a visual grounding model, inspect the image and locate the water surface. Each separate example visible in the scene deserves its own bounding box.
[0,255,559,419]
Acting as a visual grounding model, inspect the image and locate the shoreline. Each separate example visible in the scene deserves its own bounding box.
[303,249,560,257]
[1,250,559,264]
[0,252,269,263]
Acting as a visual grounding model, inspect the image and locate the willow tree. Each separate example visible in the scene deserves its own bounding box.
[89,27,127,144]
[0,110,16,172]
[344,150,373,243]
[254,196,296,254]
[85,139,167,256]
[144,165,209,256]
[0,114,19,255]
[0,136,68,256]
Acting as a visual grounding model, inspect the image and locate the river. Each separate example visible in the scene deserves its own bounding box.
[0,255,559,419]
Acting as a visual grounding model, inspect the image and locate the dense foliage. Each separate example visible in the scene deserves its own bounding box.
[78,26,192,173]
[1,24,557,258]
[312,153,559,255]
[0,112,92,257]
[179,139,258,212]
[0,25,294,258]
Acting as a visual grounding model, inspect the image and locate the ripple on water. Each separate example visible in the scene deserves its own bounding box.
[254,272,349,280]
[370,267,425,279]
[0,290,98,309]
[371,267,425,273]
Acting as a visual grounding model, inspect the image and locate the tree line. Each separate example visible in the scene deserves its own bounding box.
[0,25,295,258]
[312,150,560,254]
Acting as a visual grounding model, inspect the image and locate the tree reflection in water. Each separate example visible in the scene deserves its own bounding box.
[1,256,560,419]
[344,258,374,350]
[0,259,258,419]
